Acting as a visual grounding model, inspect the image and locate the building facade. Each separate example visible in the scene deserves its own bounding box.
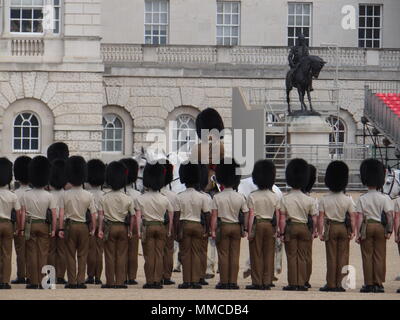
[0,0,399,165]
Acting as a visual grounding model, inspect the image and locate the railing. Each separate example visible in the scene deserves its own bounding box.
[11,39,44,56]
[101,44,400,68]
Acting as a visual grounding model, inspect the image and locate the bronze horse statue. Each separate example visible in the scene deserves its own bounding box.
[286,55,326,114]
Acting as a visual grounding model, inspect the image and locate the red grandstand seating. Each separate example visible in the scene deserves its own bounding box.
[375,92,400,118]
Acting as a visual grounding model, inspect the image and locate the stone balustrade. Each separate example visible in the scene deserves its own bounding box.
[11,39,45,56]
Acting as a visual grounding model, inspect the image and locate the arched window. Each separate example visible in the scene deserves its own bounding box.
[172,114,197,154]
[13,112,40,152]
[102,114,124,152]
[326,116,346,155]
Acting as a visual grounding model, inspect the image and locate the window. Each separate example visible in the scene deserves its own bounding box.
[288,3,311,47]
[359,4,382,48]
[326,116,346,155]
[172,115,197,154]
[216,1,240,46]
[13,113,40,152]
[102,114,124,152]
[10,0,61,34]
[145,0,169,45]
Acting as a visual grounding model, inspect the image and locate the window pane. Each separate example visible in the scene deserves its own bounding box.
[303,16,310,26]
[359,29,365,38]
[224,14,231,25]
[160,13,167,23]
[115,141,122,152]
[106,141,113,151]
[288,4,295,14]
[22,9,32,19]
[14,139,21,150]
[296,15,302,25]
[288,15,294,25]
[22,139,30,150]
[160,36,167,45]
[11,9,21,19]
[374,6,380,16]
[366,40,372,48]
[303,4,310,14]
[295,4,302,14]
[231,37,238,46]
[232,2,239,13]
[145,13,152,23]
[14,127,21,138]
[217,26,223,37]
[33,20,43,32]
[33,9,43,19]
[367,17,372,27]
[374,17,380,27]
[373,40,380,48]
[366,29,372,38]
[288,27,294,37]
[367,6,373,16]
[115,129,122,140]
[360,5,365,16]
[31,139,39,150]
[31,127,39,138]
[232,26,238,37]
[303,27,309,37]
[23,127,30,138]
[14,115,23,126]
[22,20,32,32]
[374,29,380,39]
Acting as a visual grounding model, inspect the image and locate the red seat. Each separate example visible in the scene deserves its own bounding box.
[376,93,386,97]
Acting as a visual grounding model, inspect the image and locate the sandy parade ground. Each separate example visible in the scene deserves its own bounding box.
[0,192,399,301]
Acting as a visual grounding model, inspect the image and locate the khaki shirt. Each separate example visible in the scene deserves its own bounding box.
[356,190,393,222]
[21,188,56,220]
[126,187,141,202]
[318,192,355,222]
[393,197,400,212]
[177,188,211,222]
[280,190,315,224]
[135,191,173,222]
[100,190,135,223]
[14,185,31,200]
[212,188,249,223]
[62,186,97,223]
[86,186,104,212]
[247,189,281,220]
[0,187,21,220]
[161,187,180,212]
[49,188,65,219]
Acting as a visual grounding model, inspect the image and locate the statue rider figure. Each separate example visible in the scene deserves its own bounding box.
[288,34,313,91]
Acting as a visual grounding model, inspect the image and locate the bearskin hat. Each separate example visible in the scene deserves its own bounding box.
[29,156,51,188]
[286,158,310,190]
[66,156,87,186]
[360,158,385,188]
[252,160,276,190]
[50,159,67,190]
[0,158,13,187]
[303,164,317,193]
[14,156,31,185]
[164,160,174,186]
[179,163,200,187]
[106,161,127,191]
[47,142,69,162]
[143,162,165,191]
[196,108,225,140]
[325,161,349,192]
[87,159,106,187]
[119,158,139,185]
[216,158,241,188]
[199,164,209,191]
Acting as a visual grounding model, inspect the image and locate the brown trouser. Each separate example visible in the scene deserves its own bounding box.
[325,223,350,288]
[104,224,128,286]
[127,226,139,281]
[181,222,203,283]
[360,223,386,286]
[14,234,28,279]
[163,226,174,280]
[306,238,313,283]
[284,223,311,287]
[200,235,208,279]
[249,221,275,286]
[216,224,241,284]
[66,223,89,285]
[0,222,14,284]
[48,225,67,279]
[142,224,167,284]
[87,230,104,279]
[26,223,50,286]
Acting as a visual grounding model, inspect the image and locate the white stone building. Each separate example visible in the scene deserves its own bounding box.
[0,0,399,168]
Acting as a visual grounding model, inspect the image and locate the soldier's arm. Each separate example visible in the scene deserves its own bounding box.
[98,210,104,239]
[136,210,142,238]
[168,210,174,236]
[51,208,57,237]
[318,211,325,240]
[247,208,254,240]
[19,206,26,235]
[279,211,287,239]
[355,212,363,242]
[211,209,218,238]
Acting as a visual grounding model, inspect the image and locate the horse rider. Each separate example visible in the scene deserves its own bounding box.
[288,34,313,91]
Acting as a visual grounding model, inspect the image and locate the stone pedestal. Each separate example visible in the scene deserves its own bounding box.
[288,115,332,162]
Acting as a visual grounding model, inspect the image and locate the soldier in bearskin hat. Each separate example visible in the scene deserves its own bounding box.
[59,156,97,289]
[246,160,280,290]
[12,156,31,285]
[176,163,211,289]
[160,160,180,286]
[318,161,356,292]
[20,156,57,289]
[0,158,21,289]
[85,159,106,285]
[211,158,248,290]
[98,161,135,289]
[47,142,69,163]
[279,158,315,291]
[135,162,173,289]
[48,159,68,284]
[119,158,141,286]
[356,158,393,293]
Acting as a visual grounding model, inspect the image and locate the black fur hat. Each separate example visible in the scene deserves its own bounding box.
[303,164,317,193]
[47,142,69,162]
[87,159,106,187]
[106,161,127,191]
[286,158,310,190]
[14,156,31,185]
[360,158,385,188]
[66,156,87,186]
[164,160,174,186]
[196,108,225,140]
[0,158,13,187]
[252,160,276,190]
[179,163,200,187]
[119,158,139,185]
[216,158,241,188]
[143,162,165,191]
[50,159,67,190]
[199,164,209,191]
[325,161,349,192]
[29,156,51,188]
